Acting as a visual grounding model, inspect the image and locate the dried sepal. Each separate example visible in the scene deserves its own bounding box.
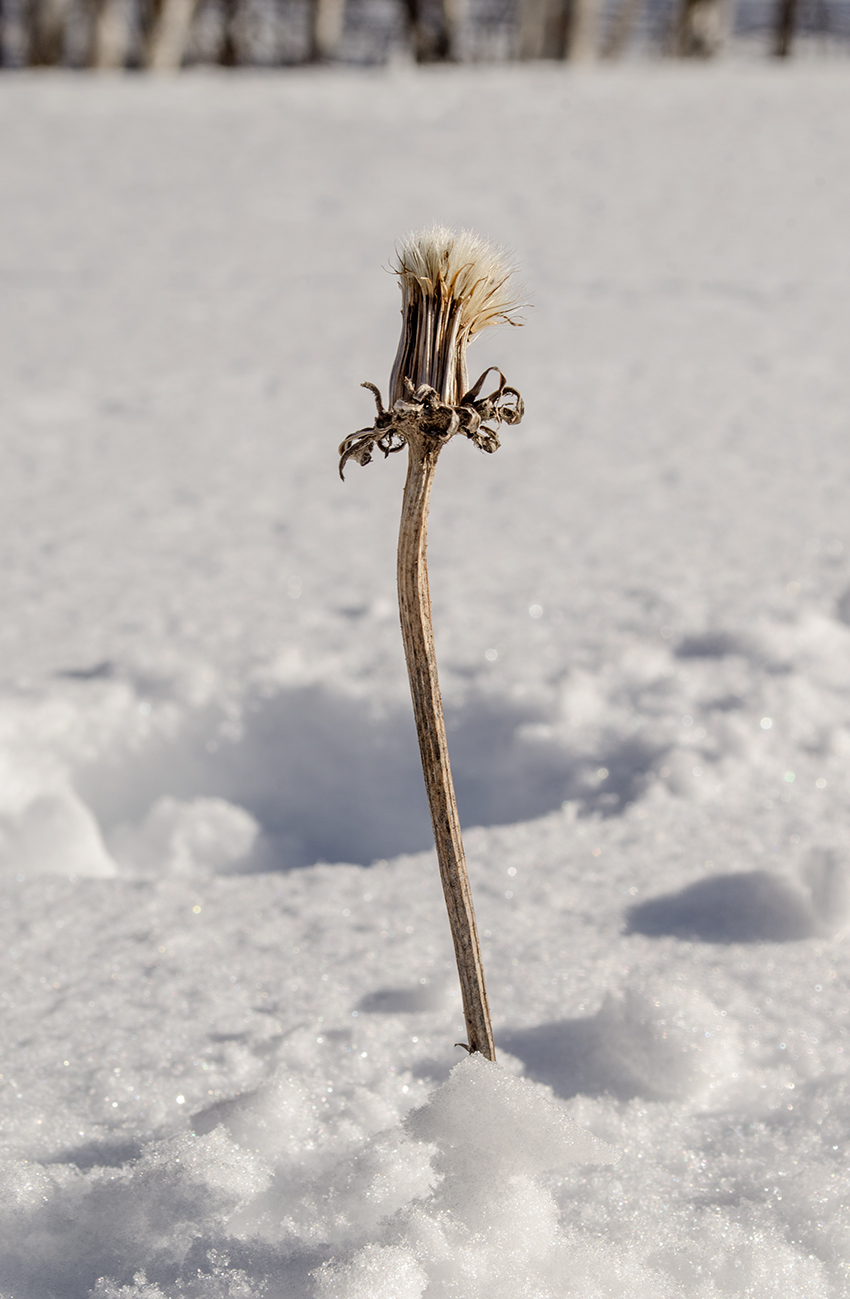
[338,369,524,479]
[337,382,407,479]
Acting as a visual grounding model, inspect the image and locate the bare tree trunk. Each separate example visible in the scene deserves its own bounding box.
[145,0,198,69]
[601,0,642,56]
[217,0,238,63]
[403,0,453,61]
[28,0,70,63]
[566,0,598,59]
[517,0,547,57]
[90,0,131,66]
[517,0,569,56]
[774,0,797,54]
[308,0,346,60]
[517,0,598,61]
[670,0,729,55]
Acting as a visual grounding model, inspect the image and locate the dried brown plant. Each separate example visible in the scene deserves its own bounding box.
[339,228,524,1060]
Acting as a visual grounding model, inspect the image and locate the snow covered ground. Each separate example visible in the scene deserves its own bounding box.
[1,62,850,1297]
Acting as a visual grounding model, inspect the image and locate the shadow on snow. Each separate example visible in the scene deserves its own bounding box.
[76,683,661,869]
[624,870,818,944]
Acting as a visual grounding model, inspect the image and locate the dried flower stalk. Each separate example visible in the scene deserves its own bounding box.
[339,227,524,1060]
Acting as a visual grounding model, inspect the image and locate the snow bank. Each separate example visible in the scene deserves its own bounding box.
[316,1054,617,1299]
[2,61,850,1299]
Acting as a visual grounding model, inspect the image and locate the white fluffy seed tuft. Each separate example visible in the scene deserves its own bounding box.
[394,225,521,338]
[390,226,522,404]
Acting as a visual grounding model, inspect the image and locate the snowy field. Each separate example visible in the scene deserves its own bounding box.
[2,63,850,1297]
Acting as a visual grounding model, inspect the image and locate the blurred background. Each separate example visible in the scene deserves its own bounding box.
[2,0,848,75]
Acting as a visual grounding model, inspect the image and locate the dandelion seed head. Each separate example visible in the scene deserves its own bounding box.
[394,226,522,338]
[390,227,522,405]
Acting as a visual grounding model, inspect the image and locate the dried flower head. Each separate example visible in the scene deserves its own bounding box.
[338,228,524,480]
[390,226,522,406]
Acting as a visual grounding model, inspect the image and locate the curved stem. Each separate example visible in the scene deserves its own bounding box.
[397,434,496,1061]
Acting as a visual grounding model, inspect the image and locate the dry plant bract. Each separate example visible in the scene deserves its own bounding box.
[339,227,524,1061]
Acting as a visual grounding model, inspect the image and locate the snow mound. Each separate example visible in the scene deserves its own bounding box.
[0,788,116,880]
[405,1051,613,1175]
[316,1056,617,1299]
[110,796,262,877]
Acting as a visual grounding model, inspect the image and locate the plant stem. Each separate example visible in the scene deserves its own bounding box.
[397,428,496,1062]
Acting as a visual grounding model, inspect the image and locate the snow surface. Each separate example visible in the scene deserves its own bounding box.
[1,62,850,1297]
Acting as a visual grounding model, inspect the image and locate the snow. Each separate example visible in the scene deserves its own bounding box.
[1,61,850,1297]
